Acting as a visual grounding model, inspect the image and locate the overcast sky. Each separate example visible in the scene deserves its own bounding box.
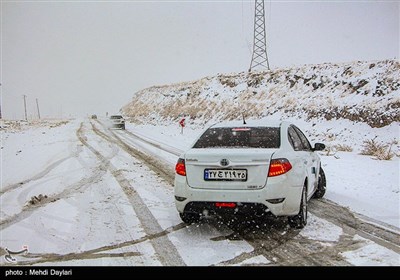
[1,0,398,119]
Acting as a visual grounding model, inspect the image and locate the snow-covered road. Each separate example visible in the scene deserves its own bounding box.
[1,118,399,266]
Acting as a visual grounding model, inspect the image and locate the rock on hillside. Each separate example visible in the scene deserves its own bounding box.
[121,59,399,128]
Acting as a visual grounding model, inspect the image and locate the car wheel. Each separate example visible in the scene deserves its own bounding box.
[288,186,307,229]
[312,167,326,199]
[179,212,201,224]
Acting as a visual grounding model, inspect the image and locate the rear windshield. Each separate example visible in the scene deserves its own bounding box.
[193,127,280,148]
[110,116,123,119]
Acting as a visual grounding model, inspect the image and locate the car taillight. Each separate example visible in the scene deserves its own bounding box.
[175,158,186,176]
[268,158,292,177]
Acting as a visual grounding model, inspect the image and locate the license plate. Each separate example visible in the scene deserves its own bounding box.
[204,169,247,181]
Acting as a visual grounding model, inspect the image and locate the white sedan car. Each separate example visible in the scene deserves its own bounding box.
[174,120,326,229]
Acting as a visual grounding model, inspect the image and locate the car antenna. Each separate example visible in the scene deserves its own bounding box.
[242,113,247,125]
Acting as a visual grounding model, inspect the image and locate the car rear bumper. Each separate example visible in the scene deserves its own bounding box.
[181,201,271,217]
[111,123,125,129]
[174,174,303,217]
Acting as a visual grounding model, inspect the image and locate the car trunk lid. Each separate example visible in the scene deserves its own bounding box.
[184,148,276,190]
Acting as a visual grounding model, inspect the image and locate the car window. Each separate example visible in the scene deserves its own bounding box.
[193,127,280,148]
[288,126,303,151]
[293,126,312,151]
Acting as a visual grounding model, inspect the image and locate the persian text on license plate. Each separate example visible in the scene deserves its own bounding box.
[204,169,247,181]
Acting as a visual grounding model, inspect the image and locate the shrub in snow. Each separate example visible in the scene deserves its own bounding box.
[360,139,395,160]
[334,144,353,152]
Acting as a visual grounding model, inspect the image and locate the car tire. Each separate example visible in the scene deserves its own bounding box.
[288,186,307,229]
[312,167,326,199]
[179,212,201,224]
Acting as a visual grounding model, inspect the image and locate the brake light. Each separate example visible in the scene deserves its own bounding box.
[215,202,236,208]
[175,158,186,176]
[268,158,292,177]
[232,127,251,132]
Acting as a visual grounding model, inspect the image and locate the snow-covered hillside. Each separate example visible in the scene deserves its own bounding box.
[122,59,399,128]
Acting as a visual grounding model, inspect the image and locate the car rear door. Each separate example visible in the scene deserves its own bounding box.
[292,126,319,196]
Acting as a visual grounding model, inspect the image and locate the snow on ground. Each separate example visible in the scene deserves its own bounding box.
[1,120,155,265]
[168,223,253,266]
[1,118,399,266]
[232,255,270,266]
[340,235,400,266]
[299,214,343,244]
[323,153,399,228]
[1,119,77,187]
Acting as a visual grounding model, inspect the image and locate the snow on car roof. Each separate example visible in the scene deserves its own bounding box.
[211,119,284,128]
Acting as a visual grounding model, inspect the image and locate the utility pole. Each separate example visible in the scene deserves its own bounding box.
[249,0,270,72]
[36,98,41,119]
[0,83,2,119]
[23,95,27,121]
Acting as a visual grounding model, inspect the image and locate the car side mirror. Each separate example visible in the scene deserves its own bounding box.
[313,143,325,151]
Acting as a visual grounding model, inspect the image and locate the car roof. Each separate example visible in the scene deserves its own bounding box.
[210,119,287,128]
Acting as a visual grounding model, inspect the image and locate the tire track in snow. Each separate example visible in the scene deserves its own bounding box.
[0,172,107,229]
[211,199,399,266]
[0,142,85,196]
[95,120,182,157]
[0,123,111,230]
[1,157,70,195]
[121,129,183,156]
[1,122,187,265]
[87,121,186,266]
[92,121,175,186]
[1,121,93,196]
[213,198,400,266]
[3,223,187,265]
[310,199,400,253]
[210,216,351,266]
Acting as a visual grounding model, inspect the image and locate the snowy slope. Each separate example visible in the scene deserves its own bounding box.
[121,59,399,128]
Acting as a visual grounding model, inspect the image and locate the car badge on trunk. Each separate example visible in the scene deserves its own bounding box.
[220,159,229,167]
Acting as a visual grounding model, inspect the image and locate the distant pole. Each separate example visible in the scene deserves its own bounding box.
[0,83,2,119]
[36,98,41,119]
[249,0,270,72]
[23,95,27,121]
